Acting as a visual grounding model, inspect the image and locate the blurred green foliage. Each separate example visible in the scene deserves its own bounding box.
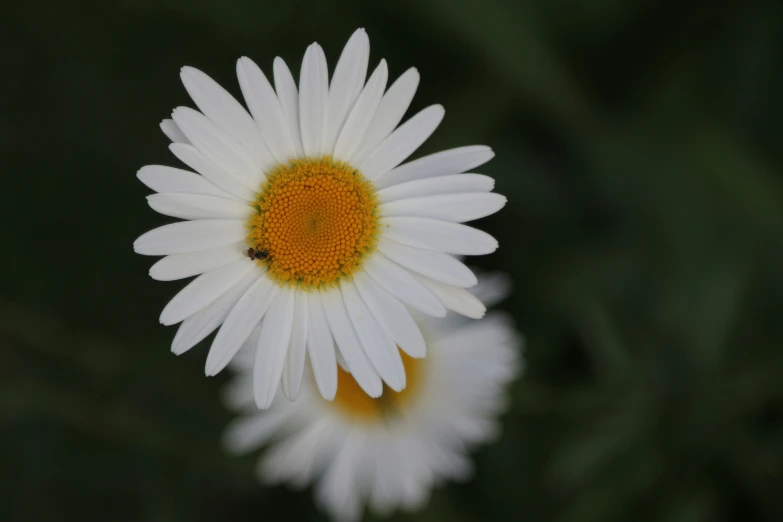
[2,0,783,521]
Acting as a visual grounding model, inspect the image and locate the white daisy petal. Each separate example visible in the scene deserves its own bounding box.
[368,433,397,514]
[335,349,349,372]
[147,193,253,221]
[137,165,234,199]
[134,220,246,256]
[319,289,383,398]
[273,57,305,156]
[316,433,364,522]
[382,217,498,255]
[374,145,494,189]
[149,243,244,281]
[359,105,445,180]
[353,271,426,358]
[222,409,296,455]
[159,258,256,326]
[377,238,477,288]
[172,106,262,190]
[436,317,520,360]
[375,173,495,203]
[221,371,254,410]
[413,274,486,319]
[253,288,296,408]
[260,417,332,487]
[226,324,261,374]
[219,270,522,522]
[169,143,256,201]
[380,192,507,223]
[206,274,278,376]
[306,292,338,400]
[341,279,406,392]
[333,59,388,164]
[179,66,274,171]
[324,28,370,154]
[237,57,298,164]
[363,254,447,317]
[469,271,513,308]
[160,118,189,144]
[354,67,420,164]
[171,268,260,355]
[299,43,329,157]
[281,291,309,401]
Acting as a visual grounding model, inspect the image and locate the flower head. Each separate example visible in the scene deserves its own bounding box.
[222,274,522,521]
[134,29,506,407]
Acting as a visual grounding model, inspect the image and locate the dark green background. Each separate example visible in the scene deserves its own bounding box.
[2,1,783,521]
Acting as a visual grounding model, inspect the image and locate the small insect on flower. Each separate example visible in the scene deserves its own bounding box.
[245,248,270,261]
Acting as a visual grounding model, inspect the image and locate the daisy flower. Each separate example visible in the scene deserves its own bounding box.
[134,28,506,408]
[222,273,522,522]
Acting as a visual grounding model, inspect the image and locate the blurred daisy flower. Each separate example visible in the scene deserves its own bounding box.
[134,28,506,408]
[221,273,522,521]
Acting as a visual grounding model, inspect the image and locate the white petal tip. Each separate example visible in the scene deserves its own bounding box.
[364,380,384,398]
[386,379,406,393]
[429,305,448,318]
[281,389,299,403]
[159,315,178,327]
[465,307,487,320]
[254,394,274,410]
[171,106,189,119]
[204,356,221,377]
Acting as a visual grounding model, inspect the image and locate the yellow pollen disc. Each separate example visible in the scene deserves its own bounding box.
[326,350,423,422]
[247,157,379,289]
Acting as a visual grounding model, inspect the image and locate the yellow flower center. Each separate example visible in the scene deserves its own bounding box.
[326,350,424,422]
[247,157,379,289]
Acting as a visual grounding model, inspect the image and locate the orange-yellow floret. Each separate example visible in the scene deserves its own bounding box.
[247,157,379,289]
[327,350,424,422]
